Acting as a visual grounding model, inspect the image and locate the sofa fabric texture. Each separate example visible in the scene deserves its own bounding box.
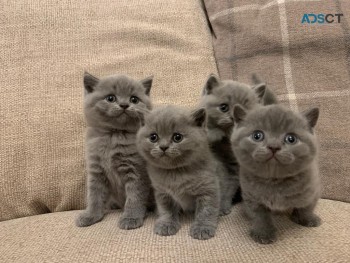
[1,0,349,262]
[1,199,349,262]
[203,0,350,202]
[0,0,217,221]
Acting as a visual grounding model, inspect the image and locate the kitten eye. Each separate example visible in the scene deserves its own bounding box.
[172,133,183,143]
[251,130,264,142]
[284,134,298,144]
[149,133,158,143]
[130,96,139,104]
[105,95,116,103]
[219,104,229,112]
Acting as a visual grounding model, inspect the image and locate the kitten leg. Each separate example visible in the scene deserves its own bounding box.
[245,201,277,244]
[190,194,219,240]
[290,201,321,227]
[76,169,109,227]
[154,191,180,236]
[220,176,239,216]
[118,178,148,230]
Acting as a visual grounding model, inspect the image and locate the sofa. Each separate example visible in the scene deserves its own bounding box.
[1,0,349,262]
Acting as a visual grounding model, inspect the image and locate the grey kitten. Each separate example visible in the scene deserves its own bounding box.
[200,74,266,214]
[137,105,221,240]
[231,104,321,244]
[76,72,153,230]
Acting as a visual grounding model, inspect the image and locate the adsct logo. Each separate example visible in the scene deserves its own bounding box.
[301,13,343,24]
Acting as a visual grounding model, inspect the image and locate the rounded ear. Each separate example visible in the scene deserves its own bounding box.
[141,75,153,96]
[190,108,206,127]
[302,107,319,128]
[233,104,247,123]
[253,83,266,100]
[202,74,220,96]
[84,71,99,94]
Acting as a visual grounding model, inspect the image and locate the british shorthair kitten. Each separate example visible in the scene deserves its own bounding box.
[137,105,222,240]
[231,104,321,244]
[76,72,153,230]
[201,74,267,212]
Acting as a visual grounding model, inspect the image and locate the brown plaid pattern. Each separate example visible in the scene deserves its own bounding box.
[204,0,350,202]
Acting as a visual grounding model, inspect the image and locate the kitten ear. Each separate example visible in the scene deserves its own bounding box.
[302,107,319,128]
[140,75,153,96]
[253,83,266,100]
[84,71,99,94]
[233,104,247,123]
[190,108,206,127]
[202,74,220,95]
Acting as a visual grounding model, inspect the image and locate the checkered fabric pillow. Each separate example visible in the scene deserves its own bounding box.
[203,0,350,202]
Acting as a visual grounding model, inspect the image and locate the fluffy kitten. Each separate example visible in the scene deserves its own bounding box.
[231,104,321,244]
[137,105,221,240]
[201,74,266,213]
[76,72,153,230]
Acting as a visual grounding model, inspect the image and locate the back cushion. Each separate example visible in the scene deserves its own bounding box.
[203,0,350,202]
[0,0,217,220]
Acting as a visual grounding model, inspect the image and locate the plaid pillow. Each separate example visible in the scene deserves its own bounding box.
[203,0,350,202]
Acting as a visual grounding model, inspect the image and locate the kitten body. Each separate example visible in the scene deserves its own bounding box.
[76,72,153,230]
[201,74,266,213]
[231,104,321,244]
[137,105,221,240]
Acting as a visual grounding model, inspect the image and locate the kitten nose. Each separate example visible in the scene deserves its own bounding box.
[160,146,168,152]
[268,146,281,153]
[120,104,129,109]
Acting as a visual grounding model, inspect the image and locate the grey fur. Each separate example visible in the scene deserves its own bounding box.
[200,74,266,215]
[137,105,221,240]
[251,74,278,105]
[76,72,153,230]
[231,104,321,244]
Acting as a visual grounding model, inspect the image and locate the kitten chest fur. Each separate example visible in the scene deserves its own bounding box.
[149,165,219,212]
[86,128,145,206]
[241,164,320,211]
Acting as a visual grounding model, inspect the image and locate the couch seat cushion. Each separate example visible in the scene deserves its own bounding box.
[1,199,349,262]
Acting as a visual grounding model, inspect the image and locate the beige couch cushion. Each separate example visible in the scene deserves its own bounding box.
[0,0,217,221]
[1,199,349,262]
[203,0,350,202]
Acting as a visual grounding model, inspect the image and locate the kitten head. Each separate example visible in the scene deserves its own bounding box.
[201,74,266,133]
[83,72,153,131]
[137,105,209,169]
[231,104,319,177]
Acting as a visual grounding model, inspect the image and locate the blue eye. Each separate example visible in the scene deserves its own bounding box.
[251,130,264,142]
[219,104,229,112]
[284,134,298,144]
[172,133,183,143]
[105,95,116,103]
[150,133,158,143]
[130,96,139,104]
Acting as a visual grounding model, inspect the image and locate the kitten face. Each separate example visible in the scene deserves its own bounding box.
[201,74,265,132]
[83,72,152,131]
[137,106,208,169]
[231,105,319,177]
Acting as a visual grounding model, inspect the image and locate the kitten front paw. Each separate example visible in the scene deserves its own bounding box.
[154,220,180,236]
[75,211,103,227]
[118,216,144,230]
[290,212,321,227]
[219,207,231,216]
[249,228,276,244]
[190,224,216,240]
